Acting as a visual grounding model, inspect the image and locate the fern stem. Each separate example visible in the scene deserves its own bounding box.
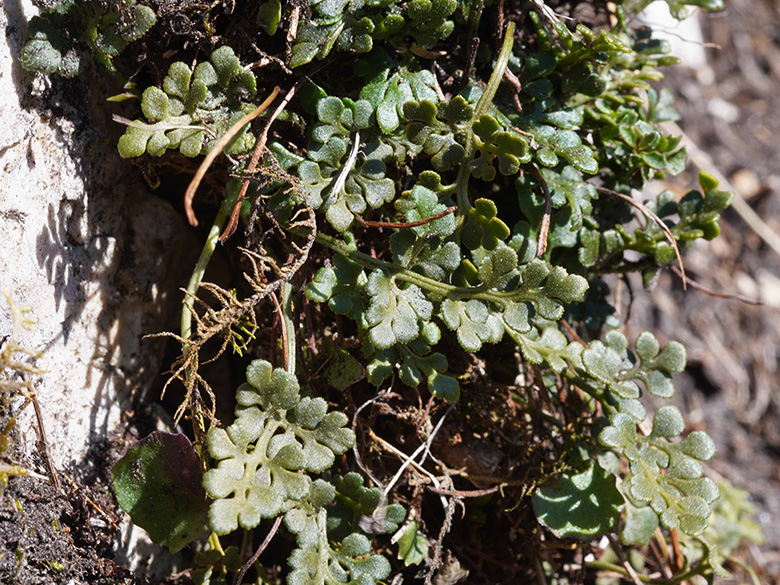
[178,207,230,558]
[315,233,572,307]
[280,281,296,375]
[474,21,516,121]
[456,21,516,213]
[316,509,330,581]
[208,531,225,555]
[664,562,710,585]
[181,206,229,345]
[314,232,560,307]
[726,555,761,585]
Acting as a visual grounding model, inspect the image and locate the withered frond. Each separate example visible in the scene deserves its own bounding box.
[0,289,42,400]
[162,172,316,432]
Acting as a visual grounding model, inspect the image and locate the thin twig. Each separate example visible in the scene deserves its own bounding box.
[588,561,654,583]
[25,393,59,490]
[382,405,453,498]
[425,497,460,585]
[184,88,280,226]
[669,529,685,573]
[513,126,538,147]
[461,37,480,87]
[534,554,549,585]
[670,265,762,305]
[368,428,438,485]
[503,67,524,112]
[287,5,300,44]
[247,43,292,74]
[409,44,448,60]
[560,318,587,346]
[496,0,505,53]
[459,0,483,88]
[353,206,457,229]
[328,130,361,206]
[427,485,500,497]
[61,473,119,530]
[368,427,449,510]
[233,514,283,585]
[0,463,48,483]
[595,186,687,288]
[529,0,563,25]
[418,404,454,470]
[269,290,288,370]
[531,165,552,257]
[652,527,674,579]
[221,81,303,241]
[607,533,643,585]
[280,281,296,374]
[358,407,454,534]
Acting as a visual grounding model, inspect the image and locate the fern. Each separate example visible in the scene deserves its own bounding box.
[117,47,257,158]
[199,360,404,584]
[20,0,155,76]
[47,0,754,581]
[289,0,458,67]
[203,360,354,534]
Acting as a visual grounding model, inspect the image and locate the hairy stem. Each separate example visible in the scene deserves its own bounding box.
[180,207,228,555]
[182,206,229,345]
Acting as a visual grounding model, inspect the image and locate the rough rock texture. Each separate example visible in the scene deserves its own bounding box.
[0,0,193,468]
[1,3,199,580]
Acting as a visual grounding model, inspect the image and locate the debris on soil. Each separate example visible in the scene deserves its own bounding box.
[0,468,145,585]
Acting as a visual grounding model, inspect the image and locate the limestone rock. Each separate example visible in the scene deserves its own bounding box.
[0,1,193,472]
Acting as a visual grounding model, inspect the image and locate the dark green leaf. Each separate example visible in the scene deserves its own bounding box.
[111,432,210,552]
[533,460,623,539]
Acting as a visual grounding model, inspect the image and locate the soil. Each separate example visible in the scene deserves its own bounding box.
[0,433,146,585]
[2,0,780,584]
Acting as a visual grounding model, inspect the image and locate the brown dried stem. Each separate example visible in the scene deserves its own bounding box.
[184,87,280,226]
[233,514,283,585]
[670,265,762,305]
[221,82,302,241]
[595,186,687,288]
[531,165,552,257]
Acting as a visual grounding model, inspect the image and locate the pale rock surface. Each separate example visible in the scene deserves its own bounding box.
[1,2,198,576]
[1,0,192,502]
